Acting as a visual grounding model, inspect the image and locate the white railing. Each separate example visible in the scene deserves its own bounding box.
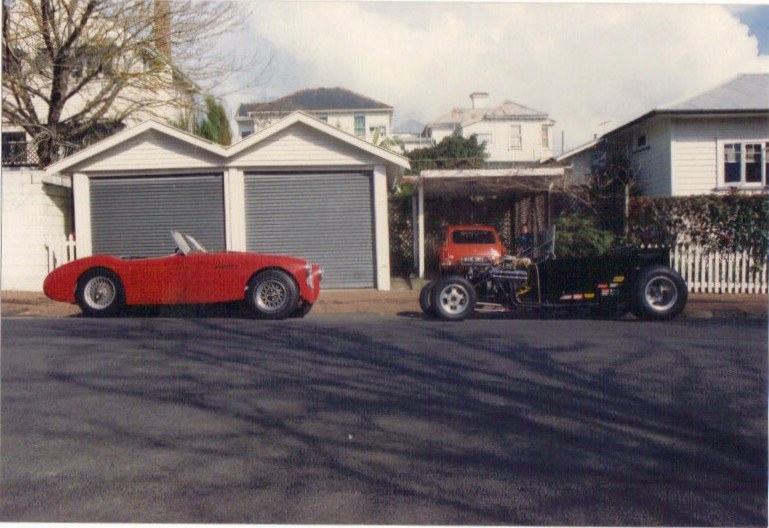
[668,243,768,294]
[45,234,77,272]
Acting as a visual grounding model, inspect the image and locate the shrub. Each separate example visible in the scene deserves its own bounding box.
[554,216,615,258]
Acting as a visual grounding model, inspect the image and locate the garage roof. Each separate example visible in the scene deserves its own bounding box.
[46,111,409,176]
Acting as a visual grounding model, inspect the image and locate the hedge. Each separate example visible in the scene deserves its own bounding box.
[627,194,768,260]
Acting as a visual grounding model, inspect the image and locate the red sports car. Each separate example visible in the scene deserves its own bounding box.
[43,231,323,319]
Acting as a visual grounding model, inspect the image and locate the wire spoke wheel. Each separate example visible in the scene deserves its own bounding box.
[254,279,289,313]
[83,276,117,310]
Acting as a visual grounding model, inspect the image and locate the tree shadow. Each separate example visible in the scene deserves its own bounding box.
[2,317,766,524]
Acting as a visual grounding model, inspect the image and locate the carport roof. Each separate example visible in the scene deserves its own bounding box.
[415,167,568,197]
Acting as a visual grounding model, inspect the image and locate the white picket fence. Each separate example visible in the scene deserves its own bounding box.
[45,234,77,272]
[668,243,768,294]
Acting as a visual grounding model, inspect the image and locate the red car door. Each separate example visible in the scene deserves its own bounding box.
[183,252,244,304]
[123,254,187,305]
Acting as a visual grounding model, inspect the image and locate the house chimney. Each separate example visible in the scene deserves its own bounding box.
[154,0,171,58]
[470,92,489,109]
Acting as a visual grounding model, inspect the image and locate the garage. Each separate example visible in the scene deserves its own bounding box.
[90,174,225,257]
[245,171,374,288]
[48,114,409,290]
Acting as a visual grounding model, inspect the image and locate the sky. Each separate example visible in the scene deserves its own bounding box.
[222,3,769,152]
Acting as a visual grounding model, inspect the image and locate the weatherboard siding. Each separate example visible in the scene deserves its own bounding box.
[671,116,769,195]
[72,130,224,173]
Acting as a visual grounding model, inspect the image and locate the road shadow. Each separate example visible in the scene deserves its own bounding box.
[2,317,766,524]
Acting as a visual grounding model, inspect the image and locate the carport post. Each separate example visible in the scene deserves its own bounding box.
[418,179,425,278]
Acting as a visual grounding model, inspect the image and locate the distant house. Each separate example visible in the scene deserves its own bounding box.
[559,74,769,196]
[235,87,394,144]
[425,92,555,164]
[391,119,432,153]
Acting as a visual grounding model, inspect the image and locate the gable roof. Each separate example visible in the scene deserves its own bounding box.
[237,87,393,117]
[604,73,769,139]
[429,99,550,128]
[46,111,409,174]
[45,119,227,174]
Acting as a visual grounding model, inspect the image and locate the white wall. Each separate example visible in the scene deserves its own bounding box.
[428,119,553,162]
[671,116,769,195]
[2,170,72,291]
[464,120,553,162]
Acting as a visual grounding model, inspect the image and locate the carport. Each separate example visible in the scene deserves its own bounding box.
[412,167,568,277]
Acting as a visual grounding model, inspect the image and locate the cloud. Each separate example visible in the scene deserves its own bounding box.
[234,2,769,150]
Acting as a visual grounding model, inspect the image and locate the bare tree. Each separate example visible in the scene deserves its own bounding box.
[2,0,270,165]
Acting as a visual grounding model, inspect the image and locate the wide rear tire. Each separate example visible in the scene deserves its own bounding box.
[430,275,476,321]
[76,268,125,317]
[634,265,687,321]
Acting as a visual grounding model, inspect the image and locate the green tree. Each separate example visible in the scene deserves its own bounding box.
[194,96,231,146]
[407,132,488,174]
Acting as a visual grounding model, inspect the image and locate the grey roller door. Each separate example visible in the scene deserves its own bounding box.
[245,171,375,288]
[90,174,225,257]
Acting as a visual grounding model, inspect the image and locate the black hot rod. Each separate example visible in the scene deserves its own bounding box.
[419,246,687,321]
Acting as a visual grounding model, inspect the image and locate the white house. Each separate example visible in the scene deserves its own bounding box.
[45,112,409,291]
[559,74,769,196]
[426,92,555,163]
[235,88,394,144]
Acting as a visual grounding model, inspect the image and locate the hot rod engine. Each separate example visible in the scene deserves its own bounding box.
[469,256,534,305]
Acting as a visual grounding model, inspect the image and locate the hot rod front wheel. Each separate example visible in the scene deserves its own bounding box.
[430,275,476,321]
[419,281,436,316]
[634,265,688,321]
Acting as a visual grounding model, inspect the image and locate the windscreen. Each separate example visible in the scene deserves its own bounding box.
[452,230,496,244]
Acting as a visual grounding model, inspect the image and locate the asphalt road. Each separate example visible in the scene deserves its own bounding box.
[1,313,766,525]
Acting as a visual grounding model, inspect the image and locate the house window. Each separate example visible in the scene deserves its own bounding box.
[541,126,549,148]
[370,125,386,137]
[316,114,328,123]
[354,115,365,137]
[2,132,28,166]
[509,125,522,150]
[635,133,648,150]
[723,142,768,186]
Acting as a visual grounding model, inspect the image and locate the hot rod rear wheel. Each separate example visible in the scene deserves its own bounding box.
[634,265,687,321]
[430,275,476,321]
[76,268,125,317]
[247,269,299,320]
[419,281,436,316]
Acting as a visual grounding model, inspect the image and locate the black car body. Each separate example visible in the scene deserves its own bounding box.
[420,246,688,321]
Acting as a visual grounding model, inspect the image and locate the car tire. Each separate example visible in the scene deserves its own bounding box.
[430,275,476,321]
[246,269,299,320]
[75,268,125,317]
[634,265,687,321]
[291,301,313,318]
[419,281,436,316]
